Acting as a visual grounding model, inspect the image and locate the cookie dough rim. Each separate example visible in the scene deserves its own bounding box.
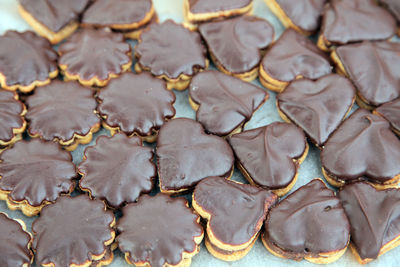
[0,94,27,147]
[119,15,160,40]
[0,68,58,93]
[259,64,304,93]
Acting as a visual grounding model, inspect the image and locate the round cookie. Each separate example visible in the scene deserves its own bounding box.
[26,80,100,151]
[374,98,400,136]
[78,133,156,209]
[0,139,76,216]
[135,20,208,90]
[18,0,91,44]
[0,31,58,92]
[97,72,176,142]
[192,177,277,261]
[0,212,33,267]
[32,195,115,267]
[263,179,350,264]
[58,28,132,87]
[116,194,204,267]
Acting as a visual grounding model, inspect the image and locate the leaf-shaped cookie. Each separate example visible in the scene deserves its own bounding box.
[375,98,400,135]
[156,118,234,193]
[79,133,156,209]
[189,71,268,136]
[193,177,277,261]
[32,195,115,267]
[321,109,400,188]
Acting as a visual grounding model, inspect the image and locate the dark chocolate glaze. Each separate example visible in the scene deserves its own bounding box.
[376,98,400,134]
[0,90,25,142]
[339,182,400,260]
[194,177,277,245]
[19,0,91,32]
[156,118,234,192]
[0,213,32,267]
[0,139,76,206]
[264,179,350,259]
[32,195,115,267]
[336,41,400,107]
[189,71,267,136]
[58,28,131,81]
[277,74,355,146]
[199,16,274,74]
[381,0,400,21]
[82,0,153,27]
[136,20,207,79]
[228,122,306,190]
[275,0,326,32]
[117,194,203,267]
[97,72,176,136]
[321,109,400,183]
[261,29,332,82]
[321,0,396,45]
[26,80,100,142]
[188,0,251,14]
[0,31,57,87]
[79,133,156,209]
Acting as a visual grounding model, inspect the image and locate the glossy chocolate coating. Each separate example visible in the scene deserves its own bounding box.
[199,16,274,74]
[79,134,156,209]
[229,122,306,190]
[0,213,32,267]
[339,182,400,260]
[117,194,203,267]
[264,179,350,259]
[261,29,332,82]
[194,177,277,245]
[97,72,175,136]
[0,31,57,87]
[321,109,400,183]
[26,80,100,142]
[277,74,355,146]
[335,41,400,107]
[0,139,76,206]
[189,71,267,136]
[376,98,400,134]
[58,28,131,81]
[321,0,396,45]
[381,0,400,21]
[156,118,234,192]
[136,20,207,79]
[32,195,115,267]
[188,0,251,14]
[0,90,25,142]
[275,0,326,32]
[82,0,153,27]
[19,0,91,32]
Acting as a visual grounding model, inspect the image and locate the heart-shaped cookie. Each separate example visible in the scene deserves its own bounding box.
[374,98,400,136]
[156,118,234,193]
[321,109,400,188]
[277,74,355,147]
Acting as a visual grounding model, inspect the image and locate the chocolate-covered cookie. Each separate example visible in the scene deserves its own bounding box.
[318,0,397,51]
[0,139,76,216]
[26,80,100,151]
[117,194,203,267]
[263,179,350,264]
[332,41,400,109]
[156,118,234,193]
[259,29,332,92]
[321,109,400,188]
[277,74,356,147]
[229,122,308,196]
[97,72,175,142]
[381,0,400,34]
[135,20,207,90]
[59,28,132,87]
[199,16,274,81]
[79,133,156,209]
[18,0,91,44]
[193,177,277,261]
[266,0,327,35]
[32,195,115,267]
[338,182,400,264]
[0,31,58,92]
[375,98,400,136]
[0,212,33,267]
[189,71,268,136]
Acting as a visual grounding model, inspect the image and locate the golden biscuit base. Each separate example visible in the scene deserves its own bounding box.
[91,249,114,267]
[0,99,27,149]
[18,5,79,45]
[259,64,304,93]
[204,234,258,261]
[0,69,58,93]
[317,35,333,52]
[372,110,400,137]
[122,15,160,40]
